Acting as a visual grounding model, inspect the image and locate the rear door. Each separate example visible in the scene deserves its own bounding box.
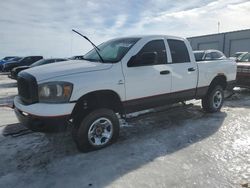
[122,38,172,112]
[167,39,198,98]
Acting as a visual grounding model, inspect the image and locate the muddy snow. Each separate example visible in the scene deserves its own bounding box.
[0,73,249,188]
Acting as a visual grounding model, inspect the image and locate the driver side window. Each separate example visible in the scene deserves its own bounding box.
[128,40,167,67]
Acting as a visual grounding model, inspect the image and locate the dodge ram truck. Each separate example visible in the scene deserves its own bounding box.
[14,35,236,152]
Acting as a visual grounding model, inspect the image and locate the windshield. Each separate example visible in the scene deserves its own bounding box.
[83,37,140,63]
[238,53,250,62]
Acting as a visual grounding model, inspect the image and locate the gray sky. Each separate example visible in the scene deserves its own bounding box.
[0,0,250,58]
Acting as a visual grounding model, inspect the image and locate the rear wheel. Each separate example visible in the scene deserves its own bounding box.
[202,85,224,113]
[73,108,120,152]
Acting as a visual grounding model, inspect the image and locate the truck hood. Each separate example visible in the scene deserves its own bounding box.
[23,60,112,82]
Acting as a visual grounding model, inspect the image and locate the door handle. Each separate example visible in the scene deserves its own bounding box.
[118,80,124,85]
[160,70,170,75]
[188,67,196,72]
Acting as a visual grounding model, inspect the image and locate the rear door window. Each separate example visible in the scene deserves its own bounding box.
[167,39,190,63]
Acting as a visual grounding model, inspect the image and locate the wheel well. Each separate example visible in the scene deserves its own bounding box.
[70,90,124,123]
[209,75,227,90]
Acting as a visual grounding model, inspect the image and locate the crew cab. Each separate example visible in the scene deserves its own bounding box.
[14,35,236,152]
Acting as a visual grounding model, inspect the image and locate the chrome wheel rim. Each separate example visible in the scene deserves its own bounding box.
[88,117,113,146]
[213,90,222,109]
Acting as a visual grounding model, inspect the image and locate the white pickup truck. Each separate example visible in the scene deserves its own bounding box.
[14,35,236,152]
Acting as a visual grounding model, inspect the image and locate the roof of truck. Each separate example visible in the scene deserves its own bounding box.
[115,35,186,40]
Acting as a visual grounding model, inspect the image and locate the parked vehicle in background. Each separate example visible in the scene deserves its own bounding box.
[9,58,68,80]
[233,52,248,59]
[236,52,250,88]
[14,35,236,152]
[0,56,21,71]
[2,56,43,72]
[0,56,17,63]
[69,55,85,60]
[193,50,227,61]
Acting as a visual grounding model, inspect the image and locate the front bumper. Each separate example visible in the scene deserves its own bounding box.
[14,108,69,132]
[14,96,75,132]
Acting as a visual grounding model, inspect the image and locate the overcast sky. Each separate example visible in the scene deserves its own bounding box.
[0,0,250,58]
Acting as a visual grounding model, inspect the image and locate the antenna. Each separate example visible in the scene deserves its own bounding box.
[72,29,104,63]
[218,21,220,33]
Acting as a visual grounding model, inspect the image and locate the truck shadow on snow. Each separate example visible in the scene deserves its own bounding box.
[224,88,250,109]
[1,103,227,187]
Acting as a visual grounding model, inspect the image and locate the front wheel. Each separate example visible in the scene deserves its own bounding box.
[202,85,224,113]
[73,108,120,152]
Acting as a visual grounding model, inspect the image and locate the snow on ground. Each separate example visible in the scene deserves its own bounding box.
[0,73,249,188]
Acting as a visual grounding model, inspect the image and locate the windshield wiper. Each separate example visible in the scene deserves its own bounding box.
[72,29,104,63]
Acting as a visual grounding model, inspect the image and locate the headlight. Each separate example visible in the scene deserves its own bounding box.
[38,82,73,103]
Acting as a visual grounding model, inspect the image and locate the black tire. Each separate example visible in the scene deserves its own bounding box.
[73,108,120,152]
[202,85,224,113]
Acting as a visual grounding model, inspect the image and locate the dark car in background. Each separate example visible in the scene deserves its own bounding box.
[69,55,85,60]
[0,56,21,71]
[0,56,17,63]
[194,50,227,61]
[234,52,248,59]
[9,58,68,80]
[2,56,43,72]
[236,52,250,88]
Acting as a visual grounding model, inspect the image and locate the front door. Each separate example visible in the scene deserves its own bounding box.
[122,38,172,112]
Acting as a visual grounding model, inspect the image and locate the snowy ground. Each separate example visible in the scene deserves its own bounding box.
[0,73,249,188]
